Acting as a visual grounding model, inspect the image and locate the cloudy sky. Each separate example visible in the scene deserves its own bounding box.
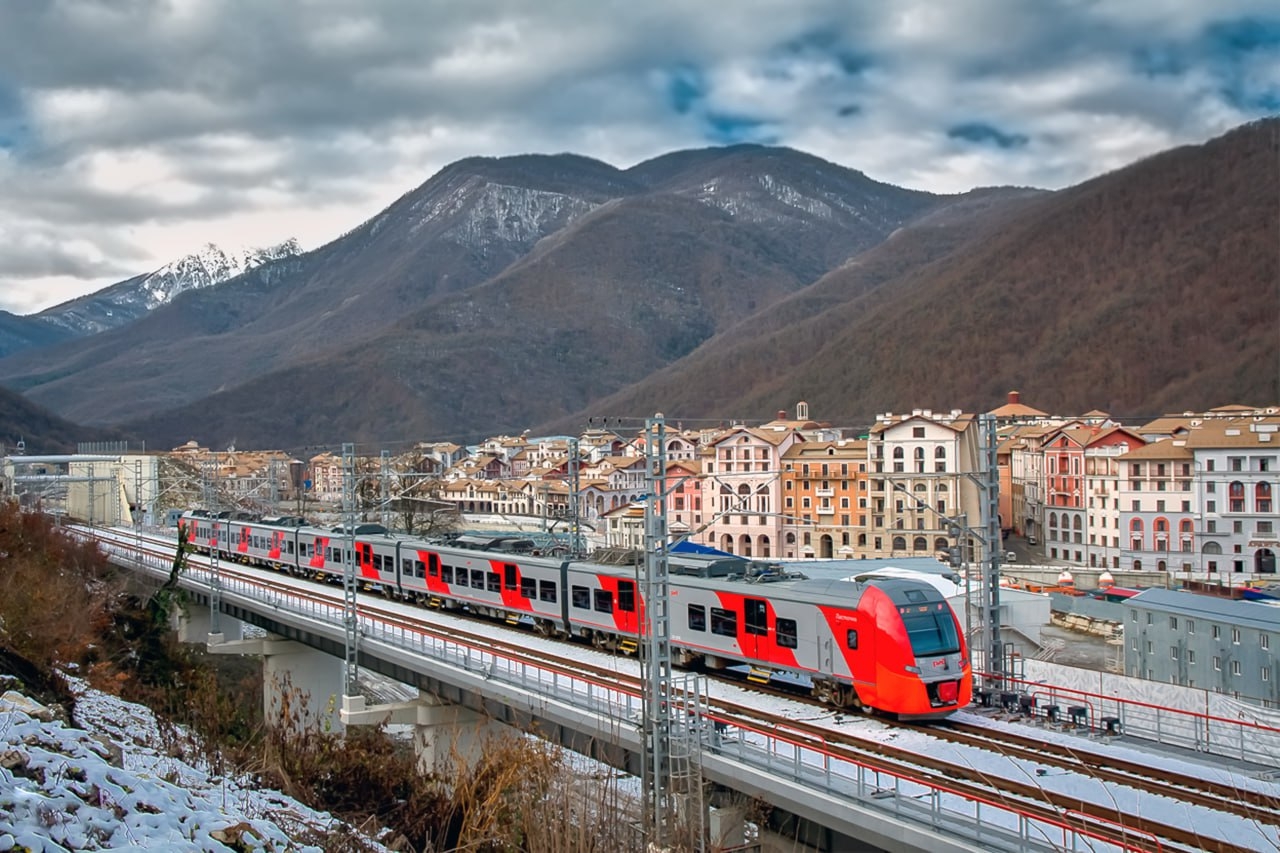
[1,0,1277,315]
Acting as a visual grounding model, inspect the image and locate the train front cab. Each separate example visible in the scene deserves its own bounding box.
[853,582,971,719]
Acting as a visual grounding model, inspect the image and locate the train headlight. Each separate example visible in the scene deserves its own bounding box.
[905,665,921,674]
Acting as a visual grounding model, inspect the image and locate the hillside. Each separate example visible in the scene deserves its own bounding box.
[0,385,122,454]
[559,118,1280,428]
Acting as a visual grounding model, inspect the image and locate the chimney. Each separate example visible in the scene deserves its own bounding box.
[1008,390,1021,405]
[777,410,787,420]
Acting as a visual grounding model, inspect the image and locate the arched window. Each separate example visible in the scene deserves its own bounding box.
[892,536,906,551]
[758,535,770,558]
[1230,481,1245,513]
[786,532,796,545]
[857,533,867,547]
[935,447,946,459]
[720,534,734,554]
[937,483,949,493]
[1073,515,1083,530]
[1130,518,1143,532]
[1154,518,1168,533]
[1049,512,1059,530]
[912,537,927,552]
[893,447,904,459]
[1257,482,1273,513]
[1133,560,1141,571]
[935,537,949,552]
[739,534,752,557]
[1203,541,1223,555]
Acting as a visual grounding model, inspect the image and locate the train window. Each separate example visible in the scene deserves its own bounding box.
[901,611,960,657]
[455,568,469,587]
[618,580,636,613]
[415,560,425,578]
[688,604,706,632]
[521,577,537,599]
[777,618,798,649]
[847,630,858,650]
[711,608,737,637]
[470,569,484,587]
[442,566,454,584]
[504,564,518,590]
[572,586,590,609]
[287,541,294,555]
[539,580,557,602]
[594,590,613,613]
[488,572,501,592]
[428,554,440,577]
[744,598,768,636]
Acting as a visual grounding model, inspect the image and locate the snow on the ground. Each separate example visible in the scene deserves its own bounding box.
[0,678,390,852]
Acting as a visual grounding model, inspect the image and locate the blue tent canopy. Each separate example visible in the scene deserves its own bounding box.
[670,540,737,558]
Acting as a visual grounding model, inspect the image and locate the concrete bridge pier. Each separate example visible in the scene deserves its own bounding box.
[206,634,345,734]
[171,603,243,645]
[341,690,515,775]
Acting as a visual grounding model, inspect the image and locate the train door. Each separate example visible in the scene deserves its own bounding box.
[742,597,768,661]
[357,542,376,580]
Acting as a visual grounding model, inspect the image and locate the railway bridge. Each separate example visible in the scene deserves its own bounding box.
[91,527,1100,853]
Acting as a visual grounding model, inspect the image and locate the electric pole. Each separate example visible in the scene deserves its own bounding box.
[342,443,360,697]
[641,414,673,849]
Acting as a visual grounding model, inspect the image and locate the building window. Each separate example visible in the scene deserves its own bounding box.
[1231,660,1242,677]
[1188,650,1196,664]
[1263,634,1271,651]
[1170,616,1178,630]
[1213,625,1221,640]
[1169,647,1179,660]
[1232,628,1240,645]
[1187,619,1195,634]
[1213,656,1221,671]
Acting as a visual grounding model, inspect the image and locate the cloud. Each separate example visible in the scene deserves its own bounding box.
[0,0,1276,313]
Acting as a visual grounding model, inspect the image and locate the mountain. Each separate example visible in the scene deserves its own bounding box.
[555,118,1279,429]
[0,240,304,363]
[0,385,124,455]
[33,239,303,338]
[0,146,940,446]
[0,310,69,360]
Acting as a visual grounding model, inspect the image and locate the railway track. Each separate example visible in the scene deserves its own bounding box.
[95,528,1280,853]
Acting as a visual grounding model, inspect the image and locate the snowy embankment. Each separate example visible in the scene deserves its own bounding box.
[0,678,388,852]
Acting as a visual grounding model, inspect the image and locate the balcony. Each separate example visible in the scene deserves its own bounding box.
[817,506,834,516]
[815,488,834,497]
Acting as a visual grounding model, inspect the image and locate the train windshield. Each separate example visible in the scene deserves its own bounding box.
[901,609,961,657]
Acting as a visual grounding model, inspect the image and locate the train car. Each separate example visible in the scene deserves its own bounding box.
[660,573,969,719]
[397,541,569,628]
[180,509,231,556]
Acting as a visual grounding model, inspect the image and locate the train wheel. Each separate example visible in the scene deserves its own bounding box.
[592,631,609,650]
[534,620,554,637]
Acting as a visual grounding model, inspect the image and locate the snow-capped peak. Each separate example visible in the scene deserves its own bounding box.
[140,238,302,309]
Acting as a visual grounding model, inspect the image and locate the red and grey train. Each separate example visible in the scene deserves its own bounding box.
[181,510,971,719]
